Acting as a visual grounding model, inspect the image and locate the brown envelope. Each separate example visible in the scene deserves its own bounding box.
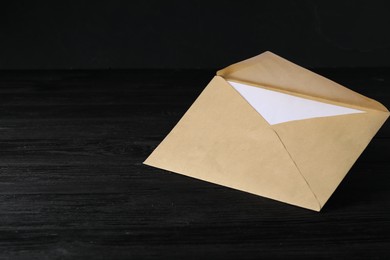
[143,51,389,211]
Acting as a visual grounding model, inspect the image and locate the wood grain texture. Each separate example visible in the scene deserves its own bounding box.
[0,69,389,259]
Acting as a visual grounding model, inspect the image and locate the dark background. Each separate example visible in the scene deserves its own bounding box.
[1,0,390,70]
[1,1,390,259]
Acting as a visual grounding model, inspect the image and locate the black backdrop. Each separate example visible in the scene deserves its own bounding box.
[1,0,390,69]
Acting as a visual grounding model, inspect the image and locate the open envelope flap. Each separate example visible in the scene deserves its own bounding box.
[272,110,389,208]
[144,76,321,211]
[217,51,388,112]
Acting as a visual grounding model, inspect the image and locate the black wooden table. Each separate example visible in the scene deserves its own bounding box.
[0,69,389,259]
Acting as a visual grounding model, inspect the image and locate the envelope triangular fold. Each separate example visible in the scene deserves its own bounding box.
[144,76,321,211]
[272,110,389,208]
[229,81,363,125]
[218,51,388,112]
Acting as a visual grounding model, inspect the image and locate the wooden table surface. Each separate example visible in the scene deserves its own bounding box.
[0,69,389,259]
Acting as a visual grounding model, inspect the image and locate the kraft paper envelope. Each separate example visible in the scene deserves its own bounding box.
[144,51,389,211]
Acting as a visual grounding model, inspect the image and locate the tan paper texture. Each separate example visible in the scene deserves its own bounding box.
[144,51,389,211]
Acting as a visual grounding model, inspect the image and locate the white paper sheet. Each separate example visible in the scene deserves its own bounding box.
[228,81,364,125]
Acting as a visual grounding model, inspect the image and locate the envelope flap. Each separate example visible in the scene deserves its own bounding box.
[145,76,321,211]
[272,111,389,207]
[217,51,388,112]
